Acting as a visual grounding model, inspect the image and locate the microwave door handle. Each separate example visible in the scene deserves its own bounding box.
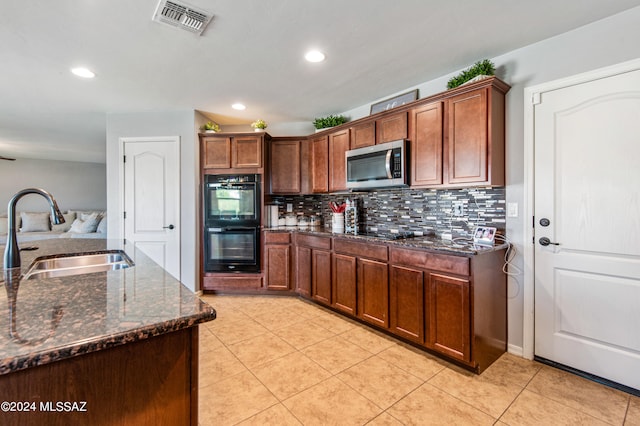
[385,150,393,179]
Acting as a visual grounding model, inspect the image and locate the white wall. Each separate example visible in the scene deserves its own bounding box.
[106,110,202,292]
[0,158,105,212]
[339,6,640,353]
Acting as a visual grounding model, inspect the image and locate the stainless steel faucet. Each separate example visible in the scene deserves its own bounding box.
[3,188,65,269]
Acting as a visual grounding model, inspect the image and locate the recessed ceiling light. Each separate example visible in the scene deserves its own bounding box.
[71,67,95,78]
[232,103,246,110]
[305,50,325,63]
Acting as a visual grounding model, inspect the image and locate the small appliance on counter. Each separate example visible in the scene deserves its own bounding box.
[344,198,359,235]
[266,204,279,227]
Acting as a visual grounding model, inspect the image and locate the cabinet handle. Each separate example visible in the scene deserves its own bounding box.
[163,224,175,230]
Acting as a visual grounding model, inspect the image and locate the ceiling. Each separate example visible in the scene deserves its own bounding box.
[1,1,639,164]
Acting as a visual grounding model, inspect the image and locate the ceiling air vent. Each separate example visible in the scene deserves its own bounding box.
[152,0,213,35]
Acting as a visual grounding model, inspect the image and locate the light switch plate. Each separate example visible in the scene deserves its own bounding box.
[507,202,518,218]
[286,203,293,213]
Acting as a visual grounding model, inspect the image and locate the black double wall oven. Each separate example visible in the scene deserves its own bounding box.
[203,174,261,273]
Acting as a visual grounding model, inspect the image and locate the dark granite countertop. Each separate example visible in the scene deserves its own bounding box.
[264,227,507,256]
[0,239,215,375]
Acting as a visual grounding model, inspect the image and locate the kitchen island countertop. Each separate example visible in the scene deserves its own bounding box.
[0,238,215,376]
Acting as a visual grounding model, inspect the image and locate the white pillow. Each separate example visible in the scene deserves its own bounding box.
[51,212,77,232]
[96,215,107,234]
[20,212,50,232]
[68,213,100,233]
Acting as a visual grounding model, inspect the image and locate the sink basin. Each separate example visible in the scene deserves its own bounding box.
[24,250,134,280]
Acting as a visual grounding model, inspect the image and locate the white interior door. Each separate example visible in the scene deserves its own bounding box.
[534,68,640,390]
[123,137,180,280]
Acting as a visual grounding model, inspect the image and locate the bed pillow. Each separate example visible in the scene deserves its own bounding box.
[68,213,101,233]
[20,212,50,232]
[51,212,77,232]
[96,214,107,234]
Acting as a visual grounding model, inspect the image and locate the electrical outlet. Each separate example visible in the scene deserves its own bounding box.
[286,203,293,213]
[507,202,518,218]
[452,201,464,217]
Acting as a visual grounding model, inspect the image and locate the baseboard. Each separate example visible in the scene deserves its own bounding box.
[507,344,524,357]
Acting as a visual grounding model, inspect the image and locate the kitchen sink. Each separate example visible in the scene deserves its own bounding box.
[23,250,134,280]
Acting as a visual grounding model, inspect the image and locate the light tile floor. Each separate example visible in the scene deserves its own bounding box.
[198,294,640,426]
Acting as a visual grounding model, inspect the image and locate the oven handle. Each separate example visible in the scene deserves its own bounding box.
[225,226,257,231]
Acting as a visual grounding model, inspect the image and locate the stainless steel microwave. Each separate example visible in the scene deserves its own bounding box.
[346,139,407,189]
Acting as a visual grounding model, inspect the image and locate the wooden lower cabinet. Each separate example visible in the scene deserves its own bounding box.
[332,253,357,315]
[289,233,506,372]
[295,246,312,297]
[265,245,291,290]
[389,265,425,344]
[0,328,198,425]
[264,231,292,290]
[312,250,332,304]
[427,273,471,362]
[357,258,389,328]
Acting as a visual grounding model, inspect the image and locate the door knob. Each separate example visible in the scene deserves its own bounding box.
[539,237,559,246]
[539,218,550,227]
[163,224,175,230]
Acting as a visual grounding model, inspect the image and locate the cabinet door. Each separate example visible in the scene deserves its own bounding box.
[202,137,232,169]
[296,246,312,297]
[350,122,375,149]
[376,111,408,144]
[270,140,301,193]
[312,250,332,305]
[311,136,329,193]
[427,273,471,362]
[447,88,488,184]
[328,129,350,192]
[332,254,357,315]
[265,245,291,290]
[411,102,443,186]
[389,265,424,344]
[233,136,262,168]
[357,258,389,328]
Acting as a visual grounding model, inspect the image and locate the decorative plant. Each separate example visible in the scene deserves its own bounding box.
[201,121,220,132]
[313,114,348,130]
[446,59,496,89]
[251,119,267,130]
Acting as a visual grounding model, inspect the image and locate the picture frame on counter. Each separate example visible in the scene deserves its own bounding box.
[370,89,418,114]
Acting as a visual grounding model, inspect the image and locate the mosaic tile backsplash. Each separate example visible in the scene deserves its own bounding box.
[268,186,505,239]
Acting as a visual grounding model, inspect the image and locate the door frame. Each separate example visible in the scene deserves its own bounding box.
[118,136,181,274]
[522,57,640,360]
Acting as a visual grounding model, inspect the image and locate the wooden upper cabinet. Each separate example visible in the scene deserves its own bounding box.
[445,86,507,186]
[270,140,301,194]
[410,102,443,186]
[376,111,408,144]
[202,137,232,169]
[311,135,329,193]
[233,136,262,168]
[328,129,350,192]
[350,121,375,149]
[201,134,264,171]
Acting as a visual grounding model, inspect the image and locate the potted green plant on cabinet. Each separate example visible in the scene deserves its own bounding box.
[201,121,220,133]
[447,59,496,89]
[313,114,348,132]
[251,119,267,132]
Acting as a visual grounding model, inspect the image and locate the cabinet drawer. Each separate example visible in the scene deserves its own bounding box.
[202,275,263,290]
[296,234,332,250]
[264,232,291,244]
[390,247,469,276]
[334,238,388,261]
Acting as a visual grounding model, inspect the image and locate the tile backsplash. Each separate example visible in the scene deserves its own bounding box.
[268,186,505,239]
